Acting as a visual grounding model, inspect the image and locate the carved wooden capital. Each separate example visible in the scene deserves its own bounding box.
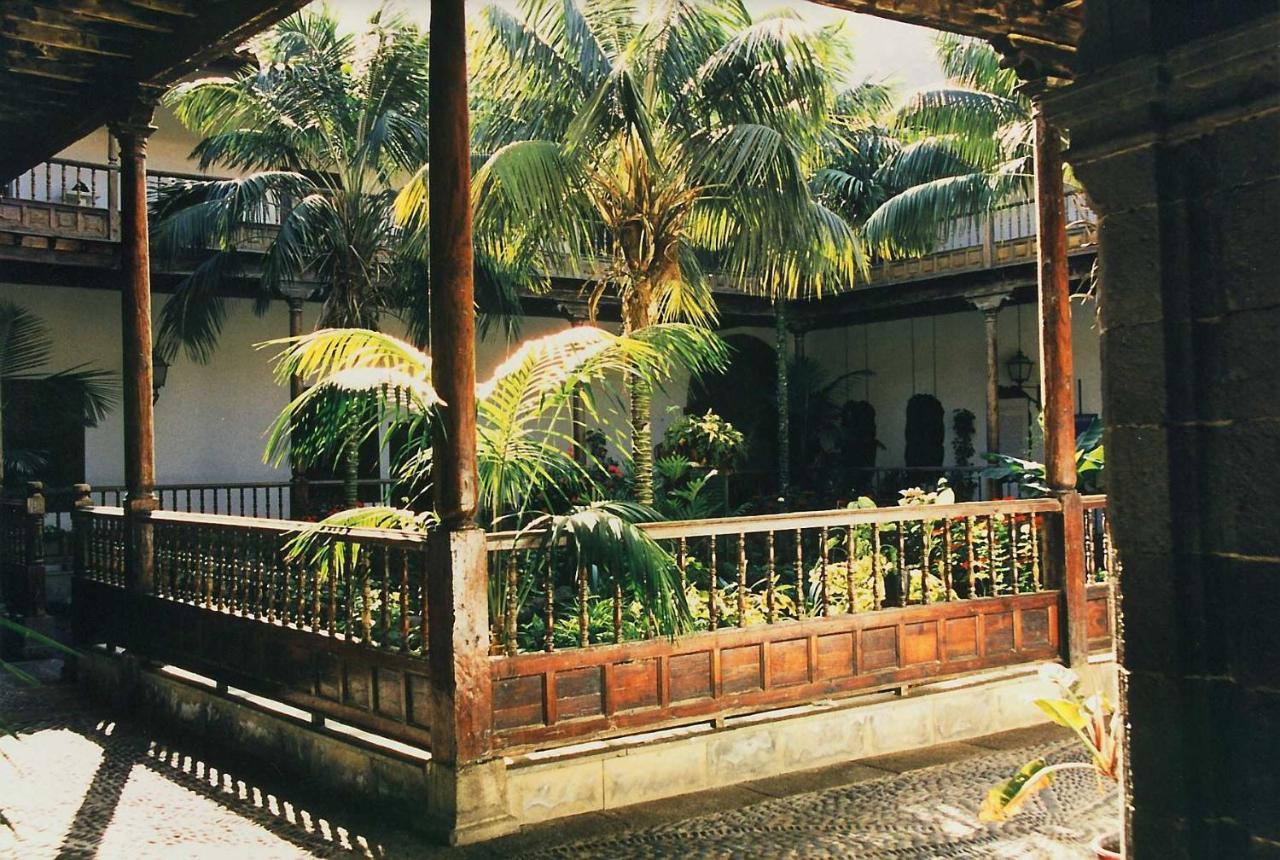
[108,85,164,147]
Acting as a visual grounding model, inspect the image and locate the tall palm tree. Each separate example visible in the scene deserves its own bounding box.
[264,322,727,642]
[151,8,440,505]
[397,0,865,505]
[0,303,116,487]
[861,34,1034,258]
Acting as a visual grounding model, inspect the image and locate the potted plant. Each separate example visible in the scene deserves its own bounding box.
[980,663,1121,859]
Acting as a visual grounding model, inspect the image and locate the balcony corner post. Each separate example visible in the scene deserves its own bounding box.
[1031,89,1088,667]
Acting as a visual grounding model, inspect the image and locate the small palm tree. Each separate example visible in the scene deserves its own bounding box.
[861,34,1034,258]
[264,323,726,642]
[397,0,865,504]
[0,302,116,486]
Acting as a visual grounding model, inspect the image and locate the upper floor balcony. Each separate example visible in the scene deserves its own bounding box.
[1,156,1097,300]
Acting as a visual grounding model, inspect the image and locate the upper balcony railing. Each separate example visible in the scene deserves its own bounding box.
[0,157,283,245]
[3,157,1095,289]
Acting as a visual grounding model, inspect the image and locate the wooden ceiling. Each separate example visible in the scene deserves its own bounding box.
[813,0,1083,78]
[0,0,309,181]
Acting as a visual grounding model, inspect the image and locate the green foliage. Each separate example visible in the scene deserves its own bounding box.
[863,34,1036,259]
[658,409,746,473]
[982,416,1105,497]
[153,7,444,359]
[0,302,117,485]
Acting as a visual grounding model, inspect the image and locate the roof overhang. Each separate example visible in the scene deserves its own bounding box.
[1,0,309,181]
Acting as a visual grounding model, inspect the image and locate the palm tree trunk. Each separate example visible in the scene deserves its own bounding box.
[775,300,790,510]
[630,376,654,506]
[343,432,360,508]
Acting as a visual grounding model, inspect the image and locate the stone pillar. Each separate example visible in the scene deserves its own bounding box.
[1030,100,1088,669]
[426,0,512,843]
[109,93,160,596]
[1044,10,1280,855]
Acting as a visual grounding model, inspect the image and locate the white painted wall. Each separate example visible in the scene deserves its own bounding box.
[803,297,1103,468]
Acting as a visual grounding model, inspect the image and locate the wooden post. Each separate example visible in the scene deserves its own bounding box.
[286,296,310,517]
[111,94,160,596]
[427,0,492,773]
[20,481,46,618]
[1033,98,1087,667]
[106,134,119,241]
[972,295,1005,500]
[424,5,511,841]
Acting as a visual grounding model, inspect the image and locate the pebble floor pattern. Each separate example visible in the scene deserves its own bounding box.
[1,660,1118,859]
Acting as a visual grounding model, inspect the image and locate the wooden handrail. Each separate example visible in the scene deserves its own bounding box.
[487,496,1062,548]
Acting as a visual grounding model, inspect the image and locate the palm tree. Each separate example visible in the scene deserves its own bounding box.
[396,0,865,505]
[0,302,116,486]
[151,8,439,505]
[861,34,1034,258]
[263,322,727,645]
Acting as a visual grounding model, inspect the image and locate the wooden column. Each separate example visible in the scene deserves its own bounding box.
[110,95,159,595]
[286,296,310,517]
[426,0,493,776]
[972,295,1005,499]
[1032,97,1087,667]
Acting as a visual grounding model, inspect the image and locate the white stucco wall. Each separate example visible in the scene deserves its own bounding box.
[802,297,1103,468]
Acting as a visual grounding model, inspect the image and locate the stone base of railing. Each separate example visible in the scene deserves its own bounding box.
[71,643,1114,844]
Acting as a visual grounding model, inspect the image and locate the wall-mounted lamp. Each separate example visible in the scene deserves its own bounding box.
[152,351,169,403]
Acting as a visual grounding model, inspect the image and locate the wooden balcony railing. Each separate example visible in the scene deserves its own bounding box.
[19,488,1114,756]
[73,505,435,747]
[3,157,1093,290]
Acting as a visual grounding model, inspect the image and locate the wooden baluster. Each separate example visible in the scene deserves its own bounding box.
[942,519,954,600]
[418,547,429,656]
[736,532,747,627]
[613,583,623,643]
[307,558,318,630]
[1031,513,1043,590]
[1010,513,1021,595]
[920,521,930,606]
[871,523,883,610]
[965,516,977,597]
[766,531,777,624]
[379,549,391,648]
[360,551,373,644]
[327,550,337,636]
[1103,513,1116,580]
[677,536,687,593]
[844,523,856,614]
[544,563,555,652]
[896,520,907,604]
[504,551,518,656]
[708,536,719,629]
[794,529,804,617]
[577,565,589,648]
[986,515,998,595]
[255,535,267,617]
[399,550,410,653]
[819,526,830,616]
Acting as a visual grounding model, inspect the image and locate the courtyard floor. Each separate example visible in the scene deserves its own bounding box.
[1,659,1118,859]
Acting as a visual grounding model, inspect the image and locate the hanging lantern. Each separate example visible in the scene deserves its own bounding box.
[1006,349,1034,386]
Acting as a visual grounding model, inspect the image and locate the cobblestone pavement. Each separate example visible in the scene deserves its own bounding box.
[1,660,1118,859]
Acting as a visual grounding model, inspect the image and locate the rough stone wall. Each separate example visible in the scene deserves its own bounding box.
[1047,6,1280,856]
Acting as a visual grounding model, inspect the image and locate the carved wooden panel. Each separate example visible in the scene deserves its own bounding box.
[490,592,1062,750]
